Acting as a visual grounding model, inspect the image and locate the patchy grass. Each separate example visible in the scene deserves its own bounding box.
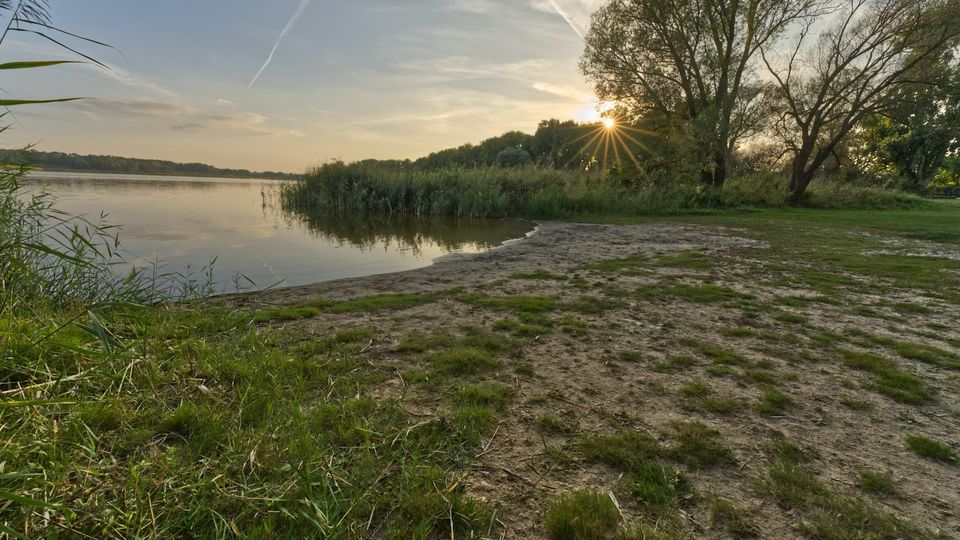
[638,283,752,304]
[583,256,648,274]
[858,470,897,496]
[655,251,715,270]
[456,382,514,411]
[667,421,735,468]
[544,490,622,540]
[561,296,627,314]
[755,388,793,416]
[839,350,934,405]
[578,431,689,511]
[905,435,959,464]
[709,498,758,537]
[456,292,557,313]
[254,293,438,322]
[538,414,577,435]
[763,442,930,538]
[652,355,697,373]
[774,312,807,324]
[493,312,554,337]
[871,336,960,369]
[560,315,589,335]
[719,326,756,338]
[510,269,569,281]
[684,340,751,367]
[428,347,500,377]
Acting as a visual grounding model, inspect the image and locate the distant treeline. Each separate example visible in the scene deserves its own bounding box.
[0,149,300,180]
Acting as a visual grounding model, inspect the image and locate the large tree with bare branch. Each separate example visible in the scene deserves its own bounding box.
[581,0,822,187]
[762,0,960,203]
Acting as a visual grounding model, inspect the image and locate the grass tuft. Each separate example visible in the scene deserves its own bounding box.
[904,435,959,464]
[428,347,500,376]
[544,490,621,540]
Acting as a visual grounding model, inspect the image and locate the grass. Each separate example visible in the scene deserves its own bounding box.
[667,421,735,468]
[538,414,577,434]
[871,336,960,369]
[755,388,794,416]
[284,162,790,221]
[3,305,503,537]
[578,431,690,511]
[684,340,751,367]
[858,470,897,496]
[544,490,622,540]
[428,347,500,376]
[709,498,758,537]
[254,292,438,322]
[652,355,697,373]
[763,442,932,538]
[511,269,568,281]
[7,166,960,537]
[637,283,752,304]
[904,435,959,464]
[456,292,557,313]
[456,382,514,411]
[839,349,934,404]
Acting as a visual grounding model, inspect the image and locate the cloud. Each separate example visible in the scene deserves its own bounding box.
[532,81,588,100]
[246,0,312,92]
[70,98,197,118]
[529,0,605,37]
[447,0,501,14]
[172,112,305,138]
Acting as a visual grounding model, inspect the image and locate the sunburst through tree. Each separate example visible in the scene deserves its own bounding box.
[544,114,660,172]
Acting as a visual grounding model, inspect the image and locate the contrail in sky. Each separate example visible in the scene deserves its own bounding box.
[245,0,311,92]
[546,0,585,39]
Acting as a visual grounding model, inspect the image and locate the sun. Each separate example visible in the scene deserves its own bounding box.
[602,117,616,130]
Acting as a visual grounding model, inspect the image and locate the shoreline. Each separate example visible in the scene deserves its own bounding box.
[222,221,759,309]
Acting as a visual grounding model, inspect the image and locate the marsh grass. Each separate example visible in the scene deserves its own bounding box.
[283,163,763,220]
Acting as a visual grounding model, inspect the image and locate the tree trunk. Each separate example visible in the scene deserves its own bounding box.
[712,153,727,187]
[700,152,727,188]
[785,147,815,205]
[786,163,813,205]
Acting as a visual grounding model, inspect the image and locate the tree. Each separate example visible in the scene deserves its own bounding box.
[857,56,960,192]
[762,0,960,203]
[580,0,819,187]
[495,147,532,167]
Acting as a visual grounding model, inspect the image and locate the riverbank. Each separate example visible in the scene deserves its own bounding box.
[5,203,960,537]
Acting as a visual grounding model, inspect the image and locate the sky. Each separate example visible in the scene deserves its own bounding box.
[0,0,606,173]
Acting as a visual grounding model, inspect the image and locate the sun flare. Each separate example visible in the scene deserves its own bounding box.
[602,117,616,130]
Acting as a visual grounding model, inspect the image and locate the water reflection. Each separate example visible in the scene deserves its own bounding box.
[276,201,532,256]
[25,172,534,290]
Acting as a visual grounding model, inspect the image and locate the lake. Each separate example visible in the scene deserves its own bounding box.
[25,172,534,292]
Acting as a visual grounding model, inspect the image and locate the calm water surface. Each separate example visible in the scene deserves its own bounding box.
[26,172,534,291]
